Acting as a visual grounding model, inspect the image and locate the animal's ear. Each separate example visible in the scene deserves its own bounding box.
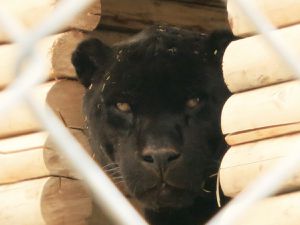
[71,38,113,88]
[207,30,236,63]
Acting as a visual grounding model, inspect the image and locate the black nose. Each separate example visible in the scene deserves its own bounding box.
[141,147,181,171]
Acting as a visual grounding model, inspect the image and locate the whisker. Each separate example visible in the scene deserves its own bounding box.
[201,179,213,194]
[209,172,218,178]
[216,171,222,207]
[103,162,118,167]
[109,171,121,176]
[102,162,119,169]
[105,167,121,172]
[128,179,139,196]
[202,188,212,193]
[105,166,121,178]
[115,180,125,185]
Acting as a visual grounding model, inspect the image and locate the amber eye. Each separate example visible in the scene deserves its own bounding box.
[186,98,201,109]
[116,102,131,112]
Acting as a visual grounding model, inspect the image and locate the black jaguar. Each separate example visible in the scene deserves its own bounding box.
[72,25,233,225]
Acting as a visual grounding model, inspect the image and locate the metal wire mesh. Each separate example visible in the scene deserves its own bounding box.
[0,1,147,225]
[0,0,299,225]
[207,0,300,224]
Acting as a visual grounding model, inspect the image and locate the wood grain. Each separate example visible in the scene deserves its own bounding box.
[0,80,85,138]
[0,130,92,184]
[100,0,229,32]
[221,133,300,197]
[227,0,300,36]
[0,0,100,43]
[223,24,300,93]
[0,31,87,88]
[234,191,300,225]
[0,177,91,225]
[222,80,300,135]
[225,122,300,145]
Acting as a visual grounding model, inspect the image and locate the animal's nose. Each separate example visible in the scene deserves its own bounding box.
[141,147,181,171]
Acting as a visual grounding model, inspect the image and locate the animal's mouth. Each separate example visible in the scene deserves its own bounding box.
[157,183,183,205]
[136,181,197,209]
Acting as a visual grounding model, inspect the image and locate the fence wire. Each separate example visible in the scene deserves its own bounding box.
[0,1,148,225]
[0,0,299,225]
[208,0,300,225]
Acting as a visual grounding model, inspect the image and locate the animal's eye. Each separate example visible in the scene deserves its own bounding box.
[116,102,131,112]
[186,98,201,109]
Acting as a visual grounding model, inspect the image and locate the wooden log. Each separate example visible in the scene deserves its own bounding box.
[227,0,300,37]
[0,31,87,88]
[225,122,300,145]
[0,130,92,184]
[0,79,85,138]
[221,80,300,137]
[90,30,132,45]
[0,0,100,43]
[220,133,300,197]
[234,191,300,225]
[223,24,300,93]
[0,177,92,225]
[0,175,143,225]
[100,0,229,32]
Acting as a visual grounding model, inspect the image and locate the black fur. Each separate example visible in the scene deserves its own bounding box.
[72,25,233,225]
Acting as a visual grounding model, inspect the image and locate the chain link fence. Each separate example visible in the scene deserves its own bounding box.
[0,0,298,225]
[0,1,147,225]
[208,0,300,224]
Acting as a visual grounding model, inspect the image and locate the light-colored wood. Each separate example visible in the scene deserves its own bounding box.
[101,0,228,32]
[222,80,300,135]
[0,130,92,184]
[0,31,87,88]
[0,0,100,43]
[223,24,300,93]
[0,132,48,153]
[0,83,52,138]
[220,133,300,197]
[0,79,85,138]
[45,79,85,130]
[90,30,132,45]
[227,0,300,37]
[234,191,300,225]
[0,177,91,225]
[225,122,300,145]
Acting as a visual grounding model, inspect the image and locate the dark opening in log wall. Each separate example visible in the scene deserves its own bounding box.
[95,0,229,44]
